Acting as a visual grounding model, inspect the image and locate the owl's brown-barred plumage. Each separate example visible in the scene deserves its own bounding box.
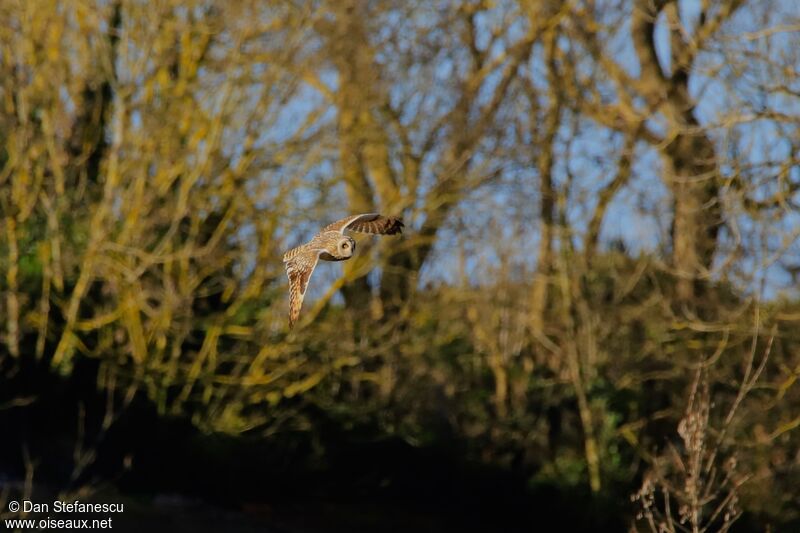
[282,213,404,328]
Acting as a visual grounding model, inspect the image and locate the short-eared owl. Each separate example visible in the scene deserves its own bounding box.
[282,213,404,328]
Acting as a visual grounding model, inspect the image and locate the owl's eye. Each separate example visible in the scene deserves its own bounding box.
[342,242,349,249]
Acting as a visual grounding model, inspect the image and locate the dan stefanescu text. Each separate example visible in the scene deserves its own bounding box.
[23,501,124,513]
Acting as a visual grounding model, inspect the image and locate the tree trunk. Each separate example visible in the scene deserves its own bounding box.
[629,0,725,305]
[325,0,383,312]
[529,30,561,334]
[664,132,720,303]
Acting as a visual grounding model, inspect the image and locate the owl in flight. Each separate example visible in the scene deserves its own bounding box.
[282,213,404,328]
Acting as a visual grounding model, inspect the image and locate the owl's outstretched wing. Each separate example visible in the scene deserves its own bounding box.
[323,213,404,236]
[283,246,321,328]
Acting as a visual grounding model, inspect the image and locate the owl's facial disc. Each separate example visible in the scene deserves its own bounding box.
[338,237,355,257]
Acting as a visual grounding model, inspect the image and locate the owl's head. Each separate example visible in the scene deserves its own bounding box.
[336,236,356,258]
